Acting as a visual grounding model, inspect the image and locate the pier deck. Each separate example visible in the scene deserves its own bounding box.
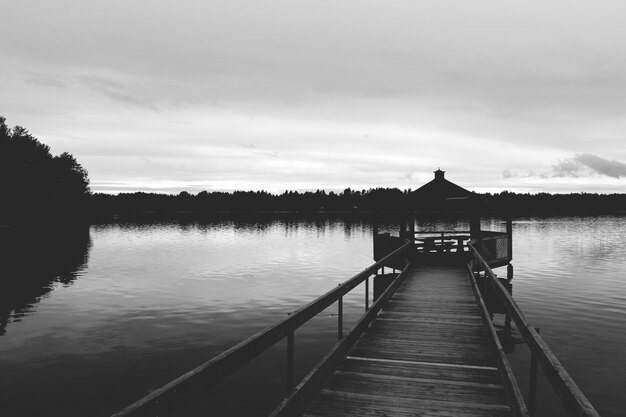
[304,265,513,417]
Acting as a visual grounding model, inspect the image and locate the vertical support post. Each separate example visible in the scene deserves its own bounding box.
[399,218,406,240]
[373,221,378,261]
[408,215,415,243]
[470,214,481,240]
[507,217,513,260]
[338,295,343,340]
[505,264,514,331]
[528,327,540,416]
[287,330,294,393]
[365,276,369,311]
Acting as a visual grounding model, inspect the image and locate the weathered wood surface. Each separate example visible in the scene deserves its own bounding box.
[304,266,514,417]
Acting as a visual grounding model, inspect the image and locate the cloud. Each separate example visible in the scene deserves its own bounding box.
[24,72,68,90]
[502,169,517,179]
[552,158,585,177]
[574,153,626,178]
[79,75,158,110]
[552,153,626,178]
[502,170,536,179]
[3,1,626,194]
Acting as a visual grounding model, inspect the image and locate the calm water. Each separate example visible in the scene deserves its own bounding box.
[1,216,624,417]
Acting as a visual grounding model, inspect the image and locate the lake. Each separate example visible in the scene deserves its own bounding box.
[1,215,624,417]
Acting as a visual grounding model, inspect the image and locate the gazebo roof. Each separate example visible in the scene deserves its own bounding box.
[413,169,473,201]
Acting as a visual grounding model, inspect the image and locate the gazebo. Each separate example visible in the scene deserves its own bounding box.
[375,169,512,268]
[410,168,481,240]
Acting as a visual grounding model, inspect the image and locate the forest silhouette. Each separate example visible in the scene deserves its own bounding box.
[1,115,624,223]
[0,116,90,227]
[90,188,626,219]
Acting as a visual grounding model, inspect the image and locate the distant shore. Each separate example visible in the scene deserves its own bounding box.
[89,189,626,221]
[88,208,626,224]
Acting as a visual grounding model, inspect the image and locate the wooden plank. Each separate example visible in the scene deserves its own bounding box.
[323,374,508,405]
[308,390,512,417]
[375,317,486,326]
[363,330,489,342]
[334,371,506,391]
[378,310,484,320]
[348,349,498,368]
[343,357,501,383]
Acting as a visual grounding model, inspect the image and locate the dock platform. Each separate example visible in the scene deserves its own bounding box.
[305,265,513,417]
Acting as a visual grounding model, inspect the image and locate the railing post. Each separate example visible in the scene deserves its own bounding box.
[507,217,513,260]
[365,276,369,311]
[338,290,343,340]
[528,327,540,415]
[287,330,294,393]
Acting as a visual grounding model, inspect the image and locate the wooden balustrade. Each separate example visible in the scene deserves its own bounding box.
[468,243,600,417]
[413,230,471,254]
[269,259,413,417]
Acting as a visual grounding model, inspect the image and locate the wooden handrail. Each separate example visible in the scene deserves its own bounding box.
[111,240,414,417]
[466,264,529,417]
[269,261,413,417]
[467,243,600,417]
[479,230,508,238]
[414,230,471,234]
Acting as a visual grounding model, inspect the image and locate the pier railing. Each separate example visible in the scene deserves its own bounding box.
[269,242,413,417]
[111,240,414,417]
[413,230,471,253]
[468,242,600,417]
[474,230,512,268]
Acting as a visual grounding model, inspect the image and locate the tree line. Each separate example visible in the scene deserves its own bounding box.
[0,116,90,227]
[91,189,626,218]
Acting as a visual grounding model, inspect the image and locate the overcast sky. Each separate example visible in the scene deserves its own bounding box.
[2,0,625,194]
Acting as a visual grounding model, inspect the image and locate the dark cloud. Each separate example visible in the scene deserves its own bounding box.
[552,154,626,178]
[575,153,626,178]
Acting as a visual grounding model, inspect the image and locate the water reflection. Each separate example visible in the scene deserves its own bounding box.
[0,226,91,335]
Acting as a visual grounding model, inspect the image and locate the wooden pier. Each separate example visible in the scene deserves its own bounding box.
[305,265,514,417]
[111,226,600,417]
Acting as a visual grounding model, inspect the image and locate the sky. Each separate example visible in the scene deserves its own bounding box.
[1,0,626,194]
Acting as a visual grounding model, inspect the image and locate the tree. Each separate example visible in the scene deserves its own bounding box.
[0,116,90,225]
